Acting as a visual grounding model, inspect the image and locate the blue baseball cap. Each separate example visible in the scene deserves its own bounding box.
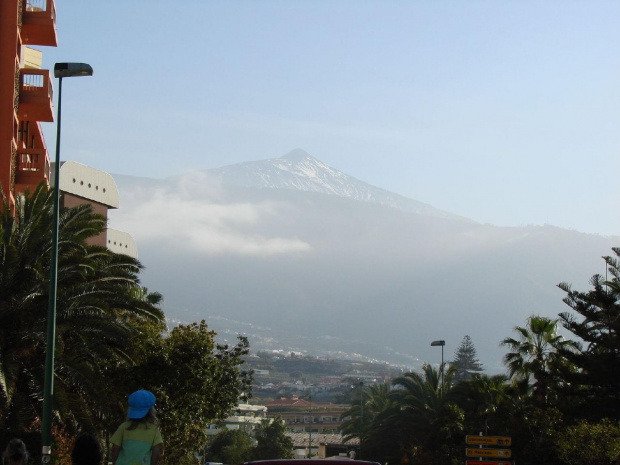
[127,390,156,419]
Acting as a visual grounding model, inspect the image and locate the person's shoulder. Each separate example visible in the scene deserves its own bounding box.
[110,421,132,444]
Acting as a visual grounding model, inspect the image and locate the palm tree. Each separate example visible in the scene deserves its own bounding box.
[371,364,463,465]
[392,363,449,419]
[340,382,393,450]
[501,315,578,403]
[452,374,512,435]
[0,183,164,433]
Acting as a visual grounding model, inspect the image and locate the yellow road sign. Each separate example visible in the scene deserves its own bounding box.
[466,436,512,446]
[466,461,512,465]
[466,448,512,458]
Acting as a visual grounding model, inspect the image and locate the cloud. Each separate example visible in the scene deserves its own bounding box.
[110,172,311,256]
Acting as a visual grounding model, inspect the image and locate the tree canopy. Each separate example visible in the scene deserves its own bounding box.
[205,429,254,465]
[501,315,578,403]
[253,417,294,460]
[451,335,484,382]
[6,182,620,465]
[557,248,620,420]
[0,184,252,465]
[0,184,164,435]
[347,248,620,465]
[129,321,252,465]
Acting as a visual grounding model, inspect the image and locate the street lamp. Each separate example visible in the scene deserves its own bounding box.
[358,380,363,460]
[41,62,93,464]
[430,340,445,397]
[307,391,313,459]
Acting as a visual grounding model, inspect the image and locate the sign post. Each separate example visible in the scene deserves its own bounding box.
[466,436,512,447]
[465,435,512,465]
[466,462,512,465]
[466,448,511,459]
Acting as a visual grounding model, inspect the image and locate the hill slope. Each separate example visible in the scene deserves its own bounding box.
[111,150,618,371]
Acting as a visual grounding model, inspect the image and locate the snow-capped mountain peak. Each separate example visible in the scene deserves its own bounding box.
[208,149,468,221]
[279,148,315,162]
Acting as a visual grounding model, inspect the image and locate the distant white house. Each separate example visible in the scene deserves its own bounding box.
[206,403,270,436]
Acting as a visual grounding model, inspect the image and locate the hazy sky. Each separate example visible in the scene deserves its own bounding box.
[41,1,620,235]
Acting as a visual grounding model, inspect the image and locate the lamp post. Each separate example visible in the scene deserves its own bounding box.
[41,62,93,464]
[358,380,363,460]
[430,340,445,397]
[307,392,312,459]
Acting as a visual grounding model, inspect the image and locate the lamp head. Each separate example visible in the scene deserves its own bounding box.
[54,63,93,78]
[430,340,445,347]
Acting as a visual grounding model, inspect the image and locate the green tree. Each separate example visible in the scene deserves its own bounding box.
[131,321,252,465]
[253,417,293,460]
[450,373,562,465]
[555,419,620,465]
[558,249,620,420]
[451,335,484,382]
[501,315,578,403]
[451,374,511,435]
[205,429,254,465]
[389,364,463,465]
[510,404,564,465]
[0,184,256,465]
[0,184,164,437]
[356,364,463,465]
[340,382,393,460]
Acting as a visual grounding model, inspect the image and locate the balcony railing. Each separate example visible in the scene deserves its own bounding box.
[19,69,54,122]
[26,0,49,9]
[16,147,50,186]
[22,0,58,46]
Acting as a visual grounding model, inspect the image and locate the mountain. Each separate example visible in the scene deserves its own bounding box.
[110,150,618,372]
[208,149,467,221]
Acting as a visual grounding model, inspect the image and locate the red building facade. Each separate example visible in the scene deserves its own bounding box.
[0,0,57,210]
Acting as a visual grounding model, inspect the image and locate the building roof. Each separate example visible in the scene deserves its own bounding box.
[265,398,345,411]
[285,432,359,448]
[106,229,138,258]
[57,161,120,208]
[266,398,312,408]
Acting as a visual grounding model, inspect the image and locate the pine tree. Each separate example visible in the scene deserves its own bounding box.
[557,248,620,420]
[451,335,484,382]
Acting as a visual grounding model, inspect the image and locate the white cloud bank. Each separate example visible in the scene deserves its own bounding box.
[110,173,311,256]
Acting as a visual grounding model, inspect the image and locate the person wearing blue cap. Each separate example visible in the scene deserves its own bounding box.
[110,390,163,465]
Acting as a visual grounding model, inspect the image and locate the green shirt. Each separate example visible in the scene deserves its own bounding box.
[111,421,163,465]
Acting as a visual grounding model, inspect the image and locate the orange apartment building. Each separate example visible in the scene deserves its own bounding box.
[0,0,137,257]
[0,0,56,209]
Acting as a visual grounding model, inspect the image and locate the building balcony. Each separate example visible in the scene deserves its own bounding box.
[18,119,46,149]
[226,415,264,425]
[21,0,58,46]
[15,146,50,188]
[19,69,53,122]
